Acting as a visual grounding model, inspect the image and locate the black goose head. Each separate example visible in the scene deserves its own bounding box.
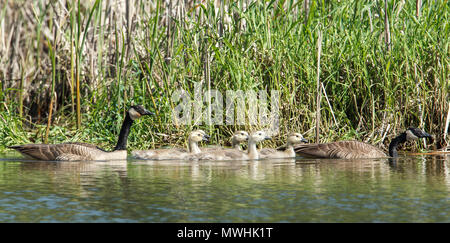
[114,105,153,151]
[405,127,433,141]
[388,127,433,157]
[128,105,154,120]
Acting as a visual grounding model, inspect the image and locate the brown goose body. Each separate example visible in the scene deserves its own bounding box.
[294,140,387,159]
[9,142,124,161]
[293,127,432,159]
[9,105,153,161]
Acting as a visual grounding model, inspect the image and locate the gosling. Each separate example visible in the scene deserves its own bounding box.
[259,132,308,159]
[202,130,249,152]
[187,131,270,161]
[131,130,209,160]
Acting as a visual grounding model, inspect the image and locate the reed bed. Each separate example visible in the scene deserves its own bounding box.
[0,0,448,152]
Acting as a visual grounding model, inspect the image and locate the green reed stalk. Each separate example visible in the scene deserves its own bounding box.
[74,0,101,129]
[44,38,56,144]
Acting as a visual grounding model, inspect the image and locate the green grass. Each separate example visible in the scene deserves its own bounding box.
[0,0,448,152]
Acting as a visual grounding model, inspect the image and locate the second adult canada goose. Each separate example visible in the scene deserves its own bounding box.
[131,130,210,160]
[293,127,432,159]
[260,132,308,159]
[9,105,153,161]
[187,130,270,161]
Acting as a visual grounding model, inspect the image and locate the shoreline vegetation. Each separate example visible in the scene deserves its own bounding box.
[0,0,448,153]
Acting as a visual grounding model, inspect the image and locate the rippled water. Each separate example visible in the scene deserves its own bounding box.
[0,152,449,222]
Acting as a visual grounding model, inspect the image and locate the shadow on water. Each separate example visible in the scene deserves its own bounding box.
[0,152,449,222]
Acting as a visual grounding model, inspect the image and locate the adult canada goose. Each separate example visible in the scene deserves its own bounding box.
[131,130,210,160]
[187,130,270,161]
[9,105,153,161]
[292,127,432,159]
[260,132,308,159]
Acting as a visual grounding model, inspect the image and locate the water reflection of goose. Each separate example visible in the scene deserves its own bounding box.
[20,160,128,176]
[19,160,128,197]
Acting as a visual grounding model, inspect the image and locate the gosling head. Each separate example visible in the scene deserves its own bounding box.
[250,130,271,143]
[189,130,210,143]
[128,105,154,120]
[232,131,249,143]
[287,132,309,145]
[405,127,433,141]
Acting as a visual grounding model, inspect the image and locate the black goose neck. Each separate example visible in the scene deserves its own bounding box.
[114,113,133,151]
[388,132,407,157]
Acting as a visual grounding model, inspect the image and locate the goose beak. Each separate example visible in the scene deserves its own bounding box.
[203,135,210,142]
[264,136,271,140]
[420,131,433,139]
[142,109,155,116]
[301,138,309,143]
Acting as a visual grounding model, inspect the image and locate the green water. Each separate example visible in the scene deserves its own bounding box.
[0,153,449,222]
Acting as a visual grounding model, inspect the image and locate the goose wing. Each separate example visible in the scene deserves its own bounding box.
[62,142,106,151]
[9,143,100,161]
[294,141,387,159]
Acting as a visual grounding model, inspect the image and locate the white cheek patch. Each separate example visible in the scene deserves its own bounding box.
[128,108,141,120]
[406,130,418,141]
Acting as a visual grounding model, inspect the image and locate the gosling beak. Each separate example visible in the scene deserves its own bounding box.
[203,135,210,142]
[264,136,271,140]
[301,138,309,143]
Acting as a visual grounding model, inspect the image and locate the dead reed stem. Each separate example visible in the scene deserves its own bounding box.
[44,92,56,144]
[384,0,391,52]
[315,29,322,143]
[416,0,422,18]
[444,103,450,148]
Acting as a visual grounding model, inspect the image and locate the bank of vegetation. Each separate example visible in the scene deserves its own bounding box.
[0,0,448,152]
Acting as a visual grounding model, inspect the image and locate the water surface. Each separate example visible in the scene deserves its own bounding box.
[0,152,449,222]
